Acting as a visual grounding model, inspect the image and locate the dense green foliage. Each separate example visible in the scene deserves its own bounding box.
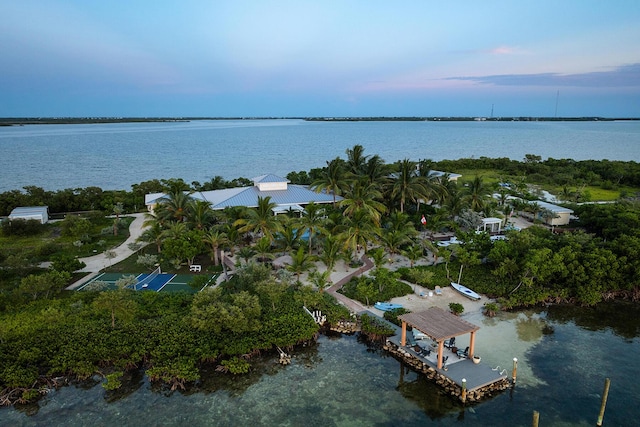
[0,263,343,403]
[339,268,413,306]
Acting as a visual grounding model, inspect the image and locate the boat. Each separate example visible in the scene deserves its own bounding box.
[450,282,481,301]
[374,302,404,311]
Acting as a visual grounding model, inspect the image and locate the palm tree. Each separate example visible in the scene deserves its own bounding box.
[379,228,412,260]
[340,179,386,226]
[235,196,283,243]
[275,222,302,254]
[286,247,316,282]
[308,269,332,293]
[361,155,390,187]
[112,202,124,236]
[139,214,165,252]
[318,235,341,273]
[202,228,229,265]
[339,209,378,257]
[156,190,192,223]
[237,246,256,265]
[346,144,369,175]
[311,157,347,208]
[254,236,275,263]
[188,199,214,230]
[391,159,428,213]
[295,202,327,253]
[463,175,490,212]
[402,244,424,267]
[162,221,188,241]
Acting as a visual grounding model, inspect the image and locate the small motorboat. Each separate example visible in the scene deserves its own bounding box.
[374,302,404,311]
[450,282,481,301]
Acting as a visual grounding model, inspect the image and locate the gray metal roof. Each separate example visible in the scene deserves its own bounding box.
[146,182,340,211]
[252,174,289,184]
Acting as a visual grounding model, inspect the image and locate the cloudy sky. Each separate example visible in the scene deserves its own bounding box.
[2,1,639,117]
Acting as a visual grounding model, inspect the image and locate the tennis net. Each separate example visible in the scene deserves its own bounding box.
[133,266,162,291]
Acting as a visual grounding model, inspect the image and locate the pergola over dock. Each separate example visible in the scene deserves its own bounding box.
[398,307,480,369]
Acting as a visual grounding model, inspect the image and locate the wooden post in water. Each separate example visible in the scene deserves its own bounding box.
[512,358,518,384]
[532,410,539,427]
[461,378,467,403]
[596,378,611,426]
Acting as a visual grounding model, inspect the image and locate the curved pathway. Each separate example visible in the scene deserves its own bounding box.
[77,213,148,273]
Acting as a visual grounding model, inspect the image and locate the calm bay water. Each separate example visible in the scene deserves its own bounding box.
[1,120,640,192]
[2,302,638,426]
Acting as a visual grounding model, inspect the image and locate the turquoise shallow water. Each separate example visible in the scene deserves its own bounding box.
[1,119,639,192]
[2,303,639,426]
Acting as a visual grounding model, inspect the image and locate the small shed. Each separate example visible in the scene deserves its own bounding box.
[9,206,49,224]
[399,307,480,369]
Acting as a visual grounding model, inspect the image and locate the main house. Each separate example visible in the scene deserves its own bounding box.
[145,174,340,214]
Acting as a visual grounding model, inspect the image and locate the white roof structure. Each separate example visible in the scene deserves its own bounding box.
[145,175,339,212]
[9,206,49,224]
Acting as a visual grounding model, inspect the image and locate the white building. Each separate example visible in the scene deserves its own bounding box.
[9,206,49,224]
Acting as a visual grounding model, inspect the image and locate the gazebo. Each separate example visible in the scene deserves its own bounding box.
[398,307,480,369]
[479,217,502,233]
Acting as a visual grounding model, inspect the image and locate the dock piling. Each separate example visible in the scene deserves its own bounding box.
[461,378,467,403]
[596,378,611,426]
[532,410,540,427]
[512,357,518,384]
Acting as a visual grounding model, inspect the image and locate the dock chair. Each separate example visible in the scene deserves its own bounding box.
[456,346,469,359]
[435,286,442,296]
[444,337,456,349]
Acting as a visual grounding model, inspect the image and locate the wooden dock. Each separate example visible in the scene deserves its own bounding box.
[385,334,510,401]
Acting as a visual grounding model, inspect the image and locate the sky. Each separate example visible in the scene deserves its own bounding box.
[1,1,639,118]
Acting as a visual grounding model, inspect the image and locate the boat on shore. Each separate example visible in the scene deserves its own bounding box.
[450,282,481,301]
[374,302,404,311]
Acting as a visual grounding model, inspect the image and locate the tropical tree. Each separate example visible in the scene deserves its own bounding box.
[339,209,378,256]
[235,196,283,243]
[202,228,229,265]
[308,269,332,293]
[253,236,275,263]
[462,175,490,212]
[402,244,424,267]
[286,247,317,282]
[156,190,192,223]
[236,246,256,265]
[340,180,386,226]
[391,159,428,213]
[275,221,302,254]
[139,216,165,253]
[112,202,124,236]
[295,202,327,253]
[188,199,214,230]
[346,144,369,175]
[318,235,341,272]
[311,157,348,208]
[92,290,137,328]
[378,228,412,260]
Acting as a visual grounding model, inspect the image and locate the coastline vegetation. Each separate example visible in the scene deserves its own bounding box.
[2,147,640,406]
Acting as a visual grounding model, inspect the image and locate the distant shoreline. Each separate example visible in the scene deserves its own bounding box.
[1,116,639,126]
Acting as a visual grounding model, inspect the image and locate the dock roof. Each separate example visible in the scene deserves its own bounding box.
[398,307,479,341]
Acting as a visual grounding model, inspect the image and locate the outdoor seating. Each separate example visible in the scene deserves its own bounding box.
[190,264,201,272]
[444,337,455,349]
[457,346,469,359]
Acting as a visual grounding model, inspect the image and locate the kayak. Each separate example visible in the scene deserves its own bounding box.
[374,302,404,311]
[450,282,481,301]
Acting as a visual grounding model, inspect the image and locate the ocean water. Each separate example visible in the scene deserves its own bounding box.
[1,119,639,192]
[2,302,638,426]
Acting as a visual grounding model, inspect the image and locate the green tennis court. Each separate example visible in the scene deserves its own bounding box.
[77,272,218,293]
